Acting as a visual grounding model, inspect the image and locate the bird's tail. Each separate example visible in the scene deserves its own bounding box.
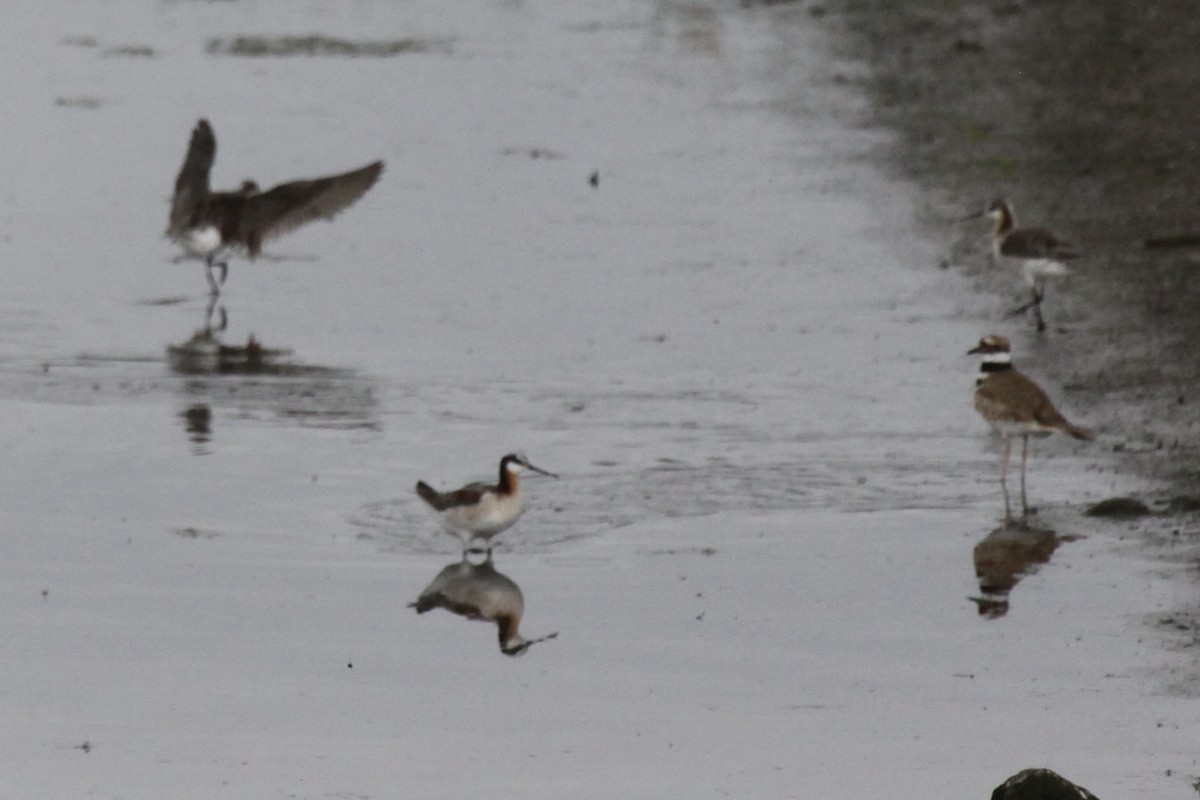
[415,480,445,510]
[1066,424,1094,441]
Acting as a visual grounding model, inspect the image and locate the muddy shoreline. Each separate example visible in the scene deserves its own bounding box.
[798,0,1200,644]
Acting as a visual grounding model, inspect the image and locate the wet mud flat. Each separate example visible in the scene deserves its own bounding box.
[789,0,1200,639]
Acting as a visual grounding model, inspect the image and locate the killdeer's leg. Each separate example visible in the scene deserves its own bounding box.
[1000,435,1013,523]
[1031,287,1046,333]
[1019,434,1031,516]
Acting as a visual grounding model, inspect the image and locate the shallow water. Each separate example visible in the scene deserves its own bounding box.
[0,1,1193,797]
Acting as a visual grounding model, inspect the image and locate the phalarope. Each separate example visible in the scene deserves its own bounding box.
[415,453,557,553]
[969,335,1093,521]
[166,119,383,294]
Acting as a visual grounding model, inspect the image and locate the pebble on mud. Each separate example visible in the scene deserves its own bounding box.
[1084,496,1152,518]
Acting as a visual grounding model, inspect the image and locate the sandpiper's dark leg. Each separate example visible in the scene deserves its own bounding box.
[1030,287,1046,333]
[1003,285,1044,325]
[1019,434,1031,516]
[204,257,229,295]
[204,259,221,295]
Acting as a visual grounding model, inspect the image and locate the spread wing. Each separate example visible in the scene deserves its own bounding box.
[1000,227,1079,260]
[167,119,216,238]
[238,160,384,254]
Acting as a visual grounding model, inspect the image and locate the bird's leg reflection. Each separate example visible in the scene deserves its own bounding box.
[204,295,228,334]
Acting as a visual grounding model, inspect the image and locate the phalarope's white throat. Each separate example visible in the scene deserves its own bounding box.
[409,552,558,656]
[415,453,558,554]
[166,119,383,295]
[969,334,1093,522]
[964,199,1078,332]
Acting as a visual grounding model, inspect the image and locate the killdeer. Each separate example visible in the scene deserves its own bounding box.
[969,335,1093,521]
[415,453,558,553]
[968,199,1078,332]
[409,553,558,656]
[166,119,384,294]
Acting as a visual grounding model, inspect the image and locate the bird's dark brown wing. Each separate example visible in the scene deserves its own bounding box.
[976,370,1076,431]
[1000,227,1079,260]
[167,119,216,237]
[237,161,384,256]
[415,480,490,511]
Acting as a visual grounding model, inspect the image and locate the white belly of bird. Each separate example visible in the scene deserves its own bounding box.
[440,492,523,541]
[991,418,1055,437]
[1015,258,1070,288]
[181,225,222,258]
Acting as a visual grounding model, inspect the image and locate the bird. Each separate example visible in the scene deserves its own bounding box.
[969,334,1093,522]
[166,119,384,294]
[415,453,558,553]
[409,552,558,656]
[969,199,1079,332]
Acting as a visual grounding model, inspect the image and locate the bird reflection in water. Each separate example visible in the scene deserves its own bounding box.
[166,299,291,376]
[970,520,1079,618]
[409,553,558,656]
[181,403,213,447]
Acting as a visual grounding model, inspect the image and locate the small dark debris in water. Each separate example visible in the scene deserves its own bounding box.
[1144,233,1200,250]
[1166,495,1200,513]
[55,96,102,109]
[62,36,98,48]
[1085,496,1152,518]
[206,34,450,58]
[74,741,92,753]
[103,45,155,58]
[568,402,585,412]
[173,527,220,540]
[952,38,984,54]
[41,588,48,599]
[499,146,564,160]
[589,170,600,188]
[1157,615,1194,632]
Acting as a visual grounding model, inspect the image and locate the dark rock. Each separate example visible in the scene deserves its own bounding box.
[1085,497,1152,518]
[1166,495,1200,513]
[991,768,1100,800]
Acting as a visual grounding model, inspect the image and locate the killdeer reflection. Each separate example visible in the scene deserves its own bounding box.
[409,553,558,656]
[416,453,558,553]
[166,119,384,294]
[969,335,1093,521]
[969,199,1078,332]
